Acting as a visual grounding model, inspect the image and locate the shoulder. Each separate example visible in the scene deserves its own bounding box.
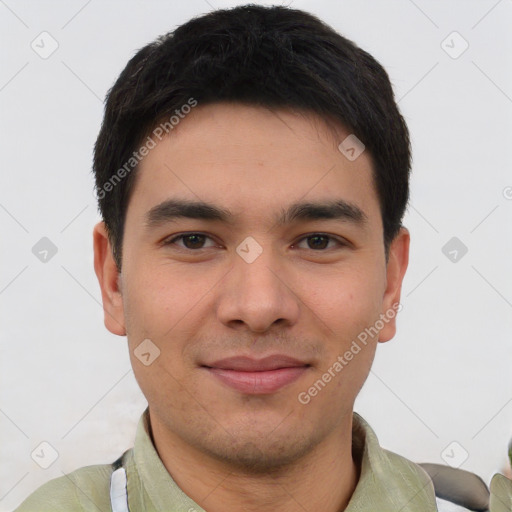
[382,447,435,486]
[381,447,439,508]
[352,413,436,495]
[13,463,114,512]
[489,473,512,511]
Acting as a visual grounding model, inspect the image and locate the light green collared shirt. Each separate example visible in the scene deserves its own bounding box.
[13,408,512,511]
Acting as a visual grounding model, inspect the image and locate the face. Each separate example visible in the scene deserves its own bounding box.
[94,103,409,472]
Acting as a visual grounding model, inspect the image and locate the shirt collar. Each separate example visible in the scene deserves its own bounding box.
[132,407,206,511]
[132,407,437,511]
[345,412,437,511]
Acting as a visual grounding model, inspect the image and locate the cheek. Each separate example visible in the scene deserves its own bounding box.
[123,261,204,335]
[122,260,219,387]
[306,266,384,335]
[122,264,199,406]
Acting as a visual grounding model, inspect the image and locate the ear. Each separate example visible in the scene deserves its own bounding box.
[378,227,410,343]
[93,221,126,336]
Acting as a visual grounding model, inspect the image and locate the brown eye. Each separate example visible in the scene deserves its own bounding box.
[295,234,345,251]
[306,235,329,250]
[181,234,207,249]
[164,233,216,250]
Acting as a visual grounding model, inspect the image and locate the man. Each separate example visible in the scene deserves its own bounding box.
[15,4,511,511]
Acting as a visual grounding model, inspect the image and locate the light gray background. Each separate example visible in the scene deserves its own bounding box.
[1,0,511,510]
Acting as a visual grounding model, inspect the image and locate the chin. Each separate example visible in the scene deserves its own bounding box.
[198,423,323,474]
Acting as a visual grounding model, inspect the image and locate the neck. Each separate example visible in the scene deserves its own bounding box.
[150,413,360,512]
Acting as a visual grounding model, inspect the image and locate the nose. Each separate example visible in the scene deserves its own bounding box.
[215,244,300,334]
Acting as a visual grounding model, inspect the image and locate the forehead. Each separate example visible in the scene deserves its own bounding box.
[126,103,381,231]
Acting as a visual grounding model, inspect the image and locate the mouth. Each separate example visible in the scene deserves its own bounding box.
[201,355,311,394]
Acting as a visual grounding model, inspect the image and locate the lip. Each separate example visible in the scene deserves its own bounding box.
[205,355,309,371]
[202,355,310,394]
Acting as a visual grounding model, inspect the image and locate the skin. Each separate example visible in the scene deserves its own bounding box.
[93,103,409,512]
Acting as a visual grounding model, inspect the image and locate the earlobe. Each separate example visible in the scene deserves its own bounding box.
[378,227,410,343]
[93,221,127,336]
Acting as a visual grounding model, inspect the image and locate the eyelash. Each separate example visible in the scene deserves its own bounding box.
[162,232,347,252]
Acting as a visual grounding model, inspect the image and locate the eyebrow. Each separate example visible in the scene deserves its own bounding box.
[144,198,367,229]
